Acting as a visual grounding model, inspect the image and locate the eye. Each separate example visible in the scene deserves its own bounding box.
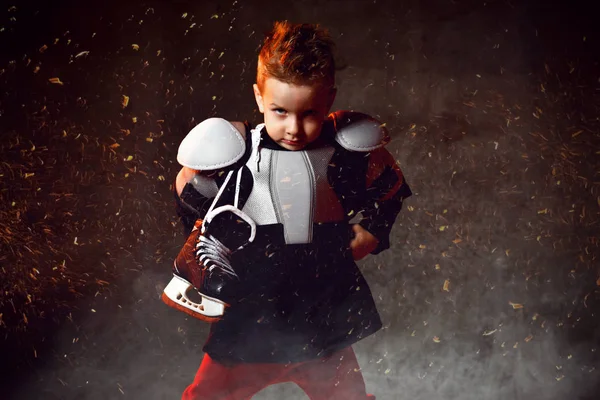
[273,108,286,115]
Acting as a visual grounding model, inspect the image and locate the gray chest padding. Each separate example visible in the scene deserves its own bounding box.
[241,126,344,244]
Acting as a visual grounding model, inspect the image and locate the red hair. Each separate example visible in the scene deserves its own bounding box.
[257,21,336,90]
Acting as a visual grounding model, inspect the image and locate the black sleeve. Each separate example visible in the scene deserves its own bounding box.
[358,148,412,254]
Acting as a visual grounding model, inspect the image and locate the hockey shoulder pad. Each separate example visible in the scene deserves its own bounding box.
[177,118,246,170]
[331,111,390,152]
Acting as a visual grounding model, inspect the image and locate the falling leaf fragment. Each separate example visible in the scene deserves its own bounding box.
[75,51,90,58]
[126,155,133,161]
[524,334,533,342]
[109,143,120,149]
[39,44,48,53]
[509,301,524,310]
[49,77,64,85]
[433,336,441,343]
[132,44,139,51]
[443,279,450,292]
[452,238,462,244]
[483,329,497,336]
[121,95,129,108]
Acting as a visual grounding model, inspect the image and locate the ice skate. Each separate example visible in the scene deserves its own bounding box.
[162,204,256,322]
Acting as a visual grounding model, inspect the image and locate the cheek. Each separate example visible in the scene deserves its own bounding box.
[264,114,284,137]
[304,120,323,141]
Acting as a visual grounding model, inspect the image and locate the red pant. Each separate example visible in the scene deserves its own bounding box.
[182,347,375,400]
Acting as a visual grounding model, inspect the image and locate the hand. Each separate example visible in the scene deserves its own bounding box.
[349,224,379,261]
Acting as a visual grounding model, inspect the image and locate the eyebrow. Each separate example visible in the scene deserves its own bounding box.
[269,103,315,113]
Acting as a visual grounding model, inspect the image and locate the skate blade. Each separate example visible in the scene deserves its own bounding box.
[162,275,227,323]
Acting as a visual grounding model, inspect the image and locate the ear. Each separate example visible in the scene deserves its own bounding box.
[253,84,265,113]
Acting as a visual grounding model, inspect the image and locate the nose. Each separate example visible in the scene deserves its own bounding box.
[286,117,301,137]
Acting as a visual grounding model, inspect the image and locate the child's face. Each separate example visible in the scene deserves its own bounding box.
[253,78,336,151]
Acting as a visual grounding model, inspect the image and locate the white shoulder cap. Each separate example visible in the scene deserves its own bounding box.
[177,118,246,170]
[331,111,389,152]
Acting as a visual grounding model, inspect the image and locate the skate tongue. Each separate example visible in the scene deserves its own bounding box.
[207,211,252,251]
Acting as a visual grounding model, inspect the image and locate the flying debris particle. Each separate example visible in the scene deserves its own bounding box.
[75,51,90,58]
[435,264,441,270]
[433,336,441,343]
[39,44,48,53]
[24,172,35,178]
[211,14,219,19]
[91,309,96,313]
[509,302,524,310]
[439,225,447,231]
[524,334,533,342]
[132,44,139,51]
[125,155,133,161]
[110,143,120,149]
[74,237,78,245]
[33,66,40,73]
[483,329,497,336]
[443,279,450,292]
[538,208,548,215]
[49,77,64,85]
[121,95,129,108]
[182,12,188,18]
[146,137,153,143]
[132,117,137,123]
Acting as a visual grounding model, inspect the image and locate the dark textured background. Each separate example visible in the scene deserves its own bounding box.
[1,0,599,399]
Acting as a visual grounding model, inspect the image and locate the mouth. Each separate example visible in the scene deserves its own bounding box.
[281,139,304,146]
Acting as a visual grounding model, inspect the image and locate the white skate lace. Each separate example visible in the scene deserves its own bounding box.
[195,234,238,278]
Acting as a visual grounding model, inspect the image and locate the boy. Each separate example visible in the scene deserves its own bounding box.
[164,21,412,400]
